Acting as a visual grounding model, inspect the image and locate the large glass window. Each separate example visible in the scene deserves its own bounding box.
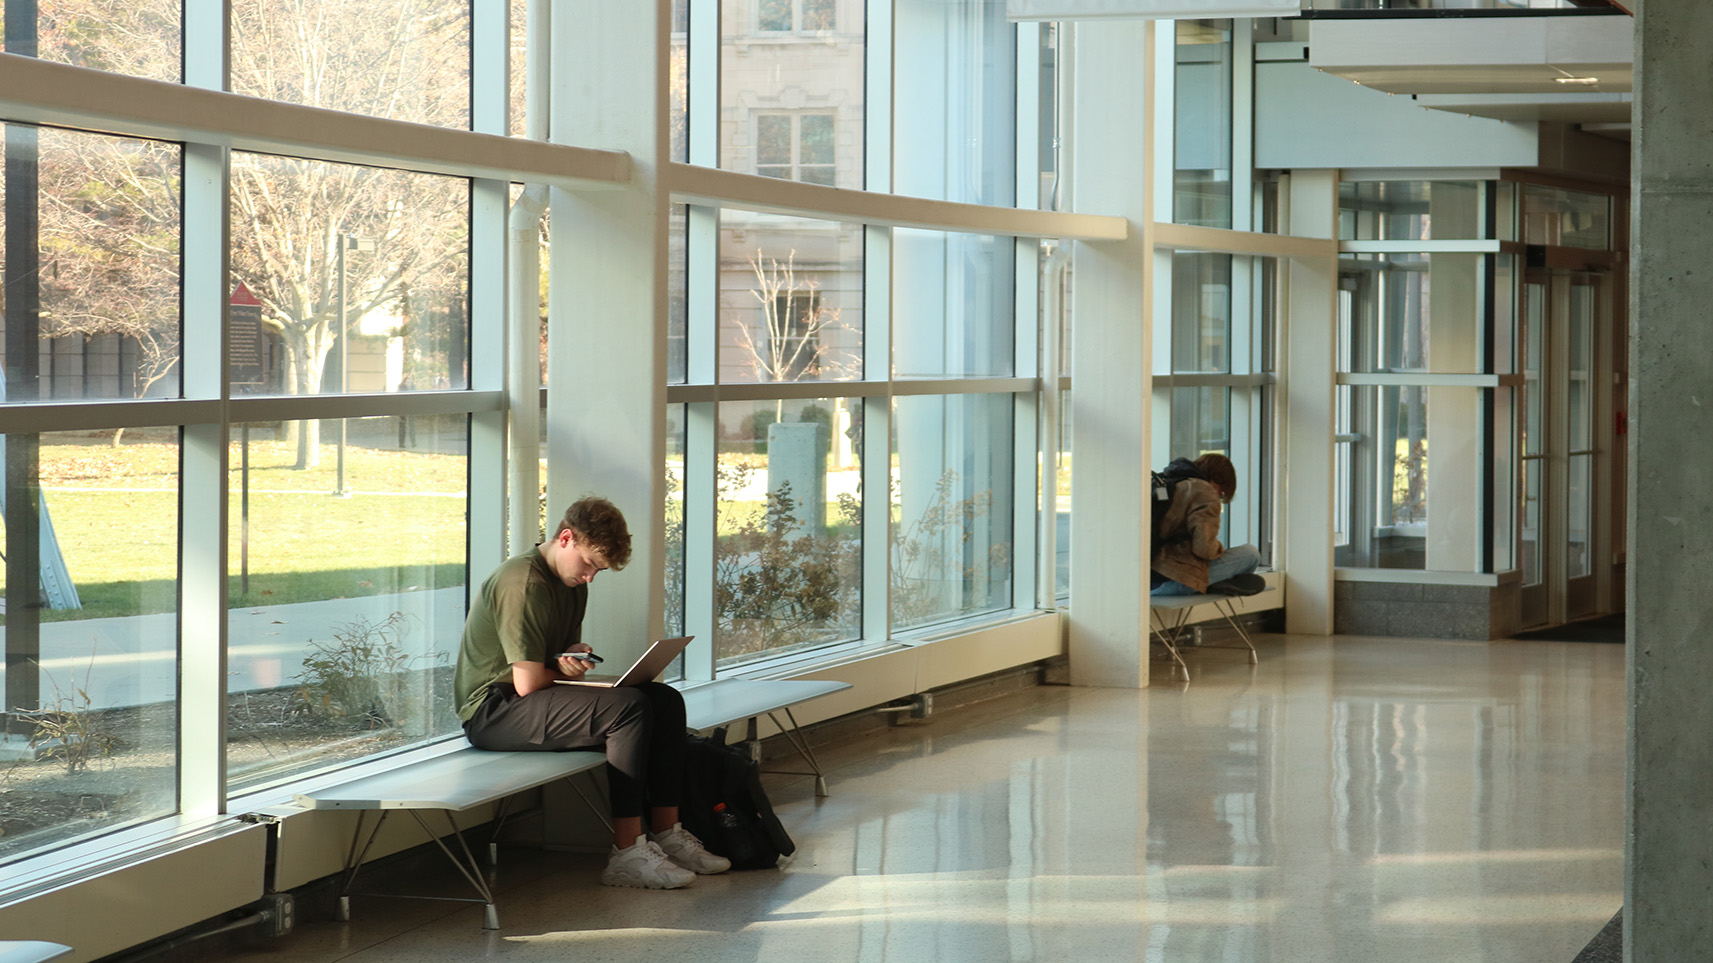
[714,397,862,664]
[722,0,864,189]
[1174,20,1232,228]
[229,153,471,417]
[891,394,1014,630]
[718,211,863,385]
[893,0,1017,207]
[225,419,466,791]
[2,126,182,404]
[230,0,471,130]
[894,229,1016,379]
[11,0,181,83]
[1340,253,1492,375]
[0,429,179,863]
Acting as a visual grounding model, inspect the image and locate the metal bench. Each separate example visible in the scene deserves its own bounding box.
[293,677,849,928]
[0,943,72,963]
[1149,588,1275,680]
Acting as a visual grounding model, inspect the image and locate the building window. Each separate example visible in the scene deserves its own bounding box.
[758,0,835,34]
[756,113,836,186]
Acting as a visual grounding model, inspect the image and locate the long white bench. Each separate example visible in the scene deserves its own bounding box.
[292,677,849,929]
[1149,588,1276,680]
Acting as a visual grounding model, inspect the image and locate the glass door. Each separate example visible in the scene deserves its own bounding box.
[1519,270,1606,628]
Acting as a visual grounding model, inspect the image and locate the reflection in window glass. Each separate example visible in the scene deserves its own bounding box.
[1171,253,1231,374]
[1339,253,1488,374]
[718,211,862,385]
[893,229,1015,379]
[0,430,178,864]
[714,399,862,665]
[1523,185,1611,250]
[229,153,471,437]
[723,0,863,188]
[225,419,467,791]
[665,405,687,638]
[1,126,181,404]
[1338,180,1486,242]
[1174,20,1232,228]
[14,0,181,83]
[230,0,471,129]
[1169,387,1230,464]
[894,0,1016,207]
[892,394,1013,631]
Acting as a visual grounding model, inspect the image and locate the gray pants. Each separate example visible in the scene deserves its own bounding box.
[463,681,687,819]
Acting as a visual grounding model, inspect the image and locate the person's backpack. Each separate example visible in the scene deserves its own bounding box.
[678,729,796,870]
[1150,457,1208,557]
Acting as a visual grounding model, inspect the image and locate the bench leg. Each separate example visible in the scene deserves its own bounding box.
[1213,598,1260,665]
[336,809,392,919]
[1149,608,1193,681]
[762,707,832,797]
[406,810,501,930]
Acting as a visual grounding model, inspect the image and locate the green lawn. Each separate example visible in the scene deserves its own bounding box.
[4,438,469,621]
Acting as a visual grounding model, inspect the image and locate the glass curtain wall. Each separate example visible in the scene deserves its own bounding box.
[0,2,485,866]
[1335,179,1513,573]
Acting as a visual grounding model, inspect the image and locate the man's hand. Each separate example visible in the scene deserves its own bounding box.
[511,645,595,696]
[555,652,592,679]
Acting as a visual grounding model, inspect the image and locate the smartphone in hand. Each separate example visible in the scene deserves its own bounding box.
[558,651,603,663]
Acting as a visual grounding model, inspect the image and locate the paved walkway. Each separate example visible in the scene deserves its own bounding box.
[3,587,467,712]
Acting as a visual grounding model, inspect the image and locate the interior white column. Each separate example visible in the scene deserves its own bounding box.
[547,0,667,660]
[1282,170,1336,635]
[1066,20,1153,688]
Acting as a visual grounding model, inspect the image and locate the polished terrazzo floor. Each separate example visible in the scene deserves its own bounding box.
[236,634,1625,963]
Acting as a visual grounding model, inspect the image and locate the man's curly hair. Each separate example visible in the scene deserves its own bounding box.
[554,496,632,570]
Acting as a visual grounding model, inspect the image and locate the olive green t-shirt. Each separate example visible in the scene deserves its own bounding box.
[453,550,588,722]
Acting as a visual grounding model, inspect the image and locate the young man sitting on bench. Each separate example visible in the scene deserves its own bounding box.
[453,496,730,890]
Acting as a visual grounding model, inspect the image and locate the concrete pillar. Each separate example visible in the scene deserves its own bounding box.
[1628,1,1713,957]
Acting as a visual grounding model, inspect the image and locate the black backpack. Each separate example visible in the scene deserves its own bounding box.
[1150,457,1208,557]
[678,729,796,870]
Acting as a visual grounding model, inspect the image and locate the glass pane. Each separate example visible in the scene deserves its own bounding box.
[756,115,793,166]
[226,418,467,791]
[893,0,1016,206]
[1338,181,1486,242]
[1,126,181,403]
[670,0,689,163]
[1521,456,1541,585]
[724,0,864,189]
[1492,388,1516,574]
[799,114,835,165]
[665,405,686,638]
[1341,253,1487,374]
[230,0,471,130]
[1523,282,1545,456]
[1523,185,1611,250]
[718,211,863,384]
[1055,389,1071,599]
[1169,387,1231,463]
[0,430,178,864]
[1171,253,1231,374]
[1568,280,1595,451]
[668,205,688,385]
[230,154,470,407]
[16,0,181,82]
[1568,452,1591,579]
[891,393,1014,631]
[1174,20,1232,228]
[893,229,1015,379]
[758,0,793,31]
[714,398,862,665]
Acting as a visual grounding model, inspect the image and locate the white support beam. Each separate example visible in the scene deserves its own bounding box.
[1281,171,1339,635]
[0,54,629,189]
[667,164,1128,241]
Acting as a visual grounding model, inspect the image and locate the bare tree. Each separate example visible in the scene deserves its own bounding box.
[740,249,856,396]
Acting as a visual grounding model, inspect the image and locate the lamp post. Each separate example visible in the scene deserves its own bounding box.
[335,232,377,497]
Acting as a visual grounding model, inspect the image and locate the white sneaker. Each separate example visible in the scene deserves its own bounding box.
[601,836,695,890]
[650,822,732,875]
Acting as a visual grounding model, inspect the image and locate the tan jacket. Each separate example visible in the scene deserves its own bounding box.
[1151,477,1226,593]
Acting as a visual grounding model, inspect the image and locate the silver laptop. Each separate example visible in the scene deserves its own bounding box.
[555,636,693,688]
